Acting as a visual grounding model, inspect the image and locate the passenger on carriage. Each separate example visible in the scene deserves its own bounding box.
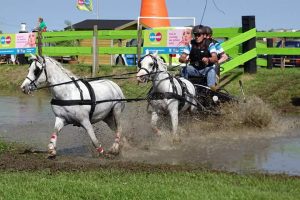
[203,26,229,78]
[179,25,218,91]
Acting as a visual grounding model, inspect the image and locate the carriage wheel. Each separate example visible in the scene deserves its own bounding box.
[194,84,237,114]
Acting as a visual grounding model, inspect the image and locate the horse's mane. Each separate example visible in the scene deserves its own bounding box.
[152,54,168,71]
[46,56,77,78]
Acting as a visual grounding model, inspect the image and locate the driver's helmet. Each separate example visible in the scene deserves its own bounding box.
[192,25,205,35]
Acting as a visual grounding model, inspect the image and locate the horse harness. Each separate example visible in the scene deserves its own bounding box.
[50,78,97,120]
[147,75,188,111]
[28,58,99,121]
[138,54,188,111]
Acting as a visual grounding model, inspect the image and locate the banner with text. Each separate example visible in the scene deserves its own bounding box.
[0,33,36,54]
[143,27,192,54]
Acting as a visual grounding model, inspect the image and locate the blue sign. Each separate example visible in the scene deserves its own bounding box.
[0,48,36,55]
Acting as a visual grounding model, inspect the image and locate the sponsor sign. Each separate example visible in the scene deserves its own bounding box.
[0,33,36,54]
[143,27,192,54]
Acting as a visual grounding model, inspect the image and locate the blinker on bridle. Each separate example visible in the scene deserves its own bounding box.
[137,54,159,76]
[26,57,48,90]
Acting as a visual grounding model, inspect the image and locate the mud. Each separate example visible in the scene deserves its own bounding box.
[1,95,300,175]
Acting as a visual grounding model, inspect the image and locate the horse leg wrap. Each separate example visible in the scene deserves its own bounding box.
[49,133,57,147]
[97,146,104,154]
[48,133,57,155]
[114,136,120,144]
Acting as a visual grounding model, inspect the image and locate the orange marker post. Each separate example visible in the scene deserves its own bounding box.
[140,0,170,28]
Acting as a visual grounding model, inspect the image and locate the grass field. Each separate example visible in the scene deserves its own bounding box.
[0,168,299,200]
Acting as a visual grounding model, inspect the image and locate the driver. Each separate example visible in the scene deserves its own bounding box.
[179,25,218,90]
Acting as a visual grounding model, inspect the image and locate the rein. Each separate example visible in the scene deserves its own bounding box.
[27,55,211,114]
[32,71,162,91]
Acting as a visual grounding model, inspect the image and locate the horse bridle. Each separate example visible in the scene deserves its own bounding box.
[137,54,159,77]
[26,57,48,90]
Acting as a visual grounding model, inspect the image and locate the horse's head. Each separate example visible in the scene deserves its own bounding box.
[20,54,47,94]
[136,51,167,83]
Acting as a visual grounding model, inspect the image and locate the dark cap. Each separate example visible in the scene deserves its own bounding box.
[192,25,205,35]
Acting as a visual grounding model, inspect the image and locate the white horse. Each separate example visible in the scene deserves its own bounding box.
[21,55,125,158]
[136,52,197,137]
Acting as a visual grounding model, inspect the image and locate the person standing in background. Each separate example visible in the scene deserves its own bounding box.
[37,17,47,32]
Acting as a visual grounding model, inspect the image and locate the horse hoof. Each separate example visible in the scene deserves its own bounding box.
[105,152,118,159]
[152,128,162,137]
[98,151,116,159]
[47,148,56,159]
[155,133,162,137]
[172,136,182,144]
[108,149,120,156]
[98,151,106,158]
[47,154,56,160]
[108,142,120,155]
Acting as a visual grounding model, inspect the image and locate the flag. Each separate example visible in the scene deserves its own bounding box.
[77,0,93,11]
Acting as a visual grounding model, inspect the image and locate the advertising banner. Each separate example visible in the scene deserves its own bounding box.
[0,33,36,54]
[143,27,192,55]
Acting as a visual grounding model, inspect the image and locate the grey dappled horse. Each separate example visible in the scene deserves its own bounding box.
[21,55,125,158]
[136,52,197,138]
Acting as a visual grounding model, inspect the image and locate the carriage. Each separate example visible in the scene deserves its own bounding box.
[187,75,236,114]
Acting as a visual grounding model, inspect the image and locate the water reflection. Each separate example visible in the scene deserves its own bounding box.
[0,92,53,126]
[260,137,300,175]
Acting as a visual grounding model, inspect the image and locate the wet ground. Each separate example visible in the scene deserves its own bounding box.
[0,92,300,175]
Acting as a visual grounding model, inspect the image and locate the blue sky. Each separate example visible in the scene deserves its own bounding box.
[0,0,299,33]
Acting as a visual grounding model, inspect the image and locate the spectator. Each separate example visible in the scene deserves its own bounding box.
[34,17,47,32]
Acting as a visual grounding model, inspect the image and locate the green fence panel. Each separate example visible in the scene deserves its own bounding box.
[224,46,242,58]
[42,31,92,37]
[222,28,256,51]
[257,31,300,38]
[256,41,267,48]
[43,47,91,56]
[43,47,142,56]
[42,36,90,43]
[41,30,139,43]
[98,30,138,39]
[257,57,267,67]
[213,27,242,38]
[257,47,300,55]
[221,48,257,75]
[98,47,140,54]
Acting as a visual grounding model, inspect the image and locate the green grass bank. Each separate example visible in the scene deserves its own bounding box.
[0,168,299,200]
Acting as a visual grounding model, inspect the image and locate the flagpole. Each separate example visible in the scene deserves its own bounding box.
[97,0,99,19]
